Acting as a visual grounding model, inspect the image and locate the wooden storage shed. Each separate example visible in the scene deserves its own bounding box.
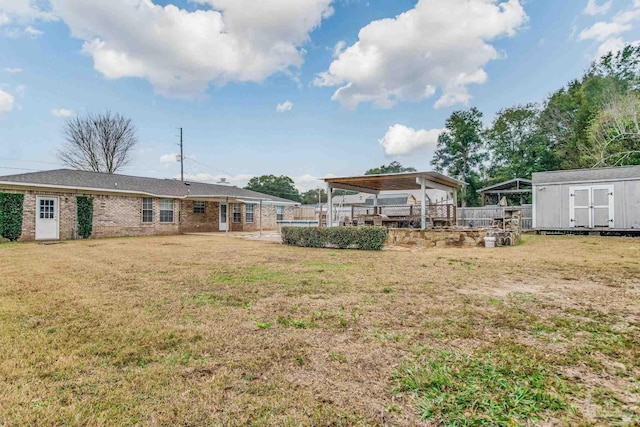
[532,165,640,234]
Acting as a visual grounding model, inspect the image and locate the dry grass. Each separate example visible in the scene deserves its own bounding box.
[0,234,638,426]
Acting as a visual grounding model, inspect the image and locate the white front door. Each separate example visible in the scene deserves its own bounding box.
[35,196,59,240]
[570,185,614,228]
[219,203,228,231]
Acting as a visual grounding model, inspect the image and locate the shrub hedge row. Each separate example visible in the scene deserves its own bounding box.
[0,193,24,241]
[76,196,94,239]
[281,226,388,250]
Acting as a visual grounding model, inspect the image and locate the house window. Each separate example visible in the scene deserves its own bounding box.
[160,199,174,223]
[233,204,242,223]
[246,203,255,223]
[276,205,284,221]
[193,201,205,214]
[142,198,153,223]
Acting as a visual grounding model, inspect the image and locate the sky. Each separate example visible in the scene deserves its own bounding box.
[1,0,639,192]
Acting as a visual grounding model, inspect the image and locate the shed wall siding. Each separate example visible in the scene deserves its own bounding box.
[624,180,640,229]
[534,178,640,230]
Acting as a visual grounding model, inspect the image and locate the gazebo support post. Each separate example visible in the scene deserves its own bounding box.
[326,184,333,227]
[420,178,426,230]
[452,189,458,226]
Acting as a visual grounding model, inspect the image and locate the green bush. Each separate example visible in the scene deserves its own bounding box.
[281,226,387,250]
[0,193,24,241]
[76,196,94,239]
[355,226,389,250]
[324,227,359,249]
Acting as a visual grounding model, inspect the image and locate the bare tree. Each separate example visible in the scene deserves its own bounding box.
[588,93,640,167]
[57,111,138,173]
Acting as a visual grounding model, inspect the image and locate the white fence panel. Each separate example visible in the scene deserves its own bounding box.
[457,206,532,230]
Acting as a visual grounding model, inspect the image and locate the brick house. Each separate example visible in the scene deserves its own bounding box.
[0,169,298,241]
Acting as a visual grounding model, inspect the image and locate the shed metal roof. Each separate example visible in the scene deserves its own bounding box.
[0,169,298,204]
[532,165,640,185]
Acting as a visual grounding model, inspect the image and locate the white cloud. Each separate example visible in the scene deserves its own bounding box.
[378,124,443,156]
[579,2,640,57]
[293,174,324,192]
[276,100,293,112]
[314,0,528,109]
[332,40,346,58]
[0,0,56,36]
[0,89,14,113]
[51,108,75,117]
[160,153,180,165]
[583,0,612,16]
[24,25,43,37]
[3,67,22,73]
[49,0,334,97]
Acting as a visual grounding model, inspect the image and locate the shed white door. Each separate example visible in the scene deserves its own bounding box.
[569,185,614,228]
[35,196,59,240]
[219,203,228,231]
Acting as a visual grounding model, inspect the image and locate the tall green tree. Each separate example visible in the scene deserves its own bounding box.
[539,45,639,170]
[539,74,627,169]
[591,44,640,90]
[485,104,556,181]
[244,175,301,202]
[365,161,416,175]
[300,188,327,205]
[431,107,485,207]
[587,92,640,167]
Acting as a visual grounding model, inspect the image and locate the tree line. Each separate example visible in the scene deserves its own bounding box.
[431,44,640,206]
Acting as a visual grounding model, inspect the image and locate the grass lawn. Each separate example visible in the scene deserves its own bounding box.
[0,234,638,426]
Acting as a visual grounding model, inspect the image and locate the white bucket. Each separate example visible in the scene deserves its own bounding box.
[485,236,496,248]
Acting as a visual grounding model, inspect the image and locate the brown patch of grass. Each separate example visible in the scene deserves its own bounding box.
[0,234,638,425]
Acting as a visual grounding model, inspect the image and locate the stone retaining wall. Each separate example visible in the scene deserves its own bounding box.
[387,228,487,248]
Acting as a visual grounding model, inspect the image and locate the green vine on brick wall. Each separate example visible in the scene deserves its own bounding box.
[0,193,24,241]
[76,196,94,239]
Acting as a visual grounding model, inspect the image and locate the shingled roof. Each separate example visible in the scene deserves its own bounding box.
[0,169,298,204]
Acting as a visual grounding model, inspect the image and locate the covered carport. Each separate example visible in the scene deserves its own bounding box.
[324,171,464,229]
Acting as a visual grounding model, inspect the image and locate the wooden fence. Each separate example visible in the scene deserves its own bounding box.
[457,205,533,230]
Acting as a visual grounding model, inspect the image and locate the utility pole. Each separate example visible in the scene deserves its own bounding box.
[179,127,184,181]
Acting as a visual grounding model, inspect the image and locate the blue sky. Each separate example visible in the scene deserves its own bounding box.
[1,0,639,191]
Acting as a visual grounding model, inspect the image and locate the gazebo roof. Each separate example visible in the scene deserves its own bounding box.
[477,178,532,195]
[324,171,464,194]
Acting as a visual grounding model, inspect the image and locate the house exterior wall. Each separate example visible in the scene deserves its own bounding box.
[180,200,219,233]
[92,195,180,238]
[242,204,296,232]
[0,189,79,241]
[0,188,181,241]
[533,178,640,230]
[0,186,294,241]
